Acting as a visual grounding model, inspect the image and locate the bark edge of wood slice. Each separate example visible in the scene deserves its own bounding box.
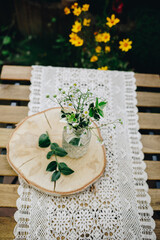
[7,108,106,196]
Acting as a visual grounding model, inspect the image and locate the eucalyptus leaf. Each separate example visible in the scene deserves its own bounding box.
[47,151,54,159]
[51,143,59,150]
[69,137,80,146]
[46,161,57,171]
[58,162,74,175]
[39,133,51,148]
[51,170,61,182]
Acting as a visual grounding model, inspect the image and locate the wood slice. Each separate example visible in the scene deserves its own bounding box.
[7,108,106,196]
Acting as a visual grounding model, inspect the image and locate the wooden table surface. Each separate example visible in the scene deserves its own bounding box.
[0,65,160,239]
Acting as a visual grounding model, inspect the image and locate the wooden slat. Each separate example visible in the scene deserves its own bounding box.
[1,105,160,129]
[0,184,19,207]
[135,73,160,88]
[1,128,160,154]
[0,218,159,240]
[0,106,28,124]
[138,113,160,130]
[0,155,16,176]
[0,65,31,81]
[1,66,160,88]
[0,128,14,148]
[144,161,160,180]
[0,84,30,101]
[0,184,159,210]
[148,189,160,211]
[0,217,16,239]
[1,153,160,180]
[141,135,160,154]
[137,92,160,107]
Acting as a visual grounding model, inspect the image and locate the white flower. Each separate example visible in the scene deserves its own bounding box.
[59,118,67,123]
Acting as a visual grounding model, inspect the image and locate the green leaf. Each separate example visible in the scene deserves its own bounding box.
[47,151,54,159]
[51,143,59,150]
[98,108,104,117]
[51,17,56,23]
[89,108,94,117]
[2,50,9,56]
[69,137,80,146]
[96,97,99,108]
[46,161,57,171]
[58,162,74,175]
[3,36,11,45]
[99,101,107,109]
[54,147,68,157]
[51,170,61,181]
[39,133,51,148]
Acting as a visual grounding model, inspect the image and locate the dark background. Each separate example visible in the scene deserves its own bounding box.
[0,0,159,73]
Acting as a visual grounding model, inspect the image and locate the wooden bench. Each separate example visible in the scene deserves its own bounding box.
[0,65,160,239]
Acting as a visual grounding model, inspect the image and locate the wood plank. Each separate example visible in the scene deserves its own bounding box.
[0,65,31,81]
[0,155,17,176]
[0,184,19,207]
[0,105,28,124]
[0,217,16,239]
[141,135,160,154]
[1,66,160,89]
[0,184,159,210]
[1,128,160,154]
[1,105,160,129]
[148,189,160,211]
[1,153,160,180]
[138,113,160,130]
[0,84,30,101]
[0,128,14,148]
[135,73,160,88]
[144,161,160,180]
[0,217,159,239]
[137,92,160,107]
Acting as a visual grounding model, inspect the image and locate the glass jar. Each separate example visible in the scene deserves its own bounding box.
[62,126,91,158]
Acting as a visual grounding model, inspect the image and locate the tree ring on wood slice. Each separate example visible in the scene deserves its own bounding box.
[7,107,106,196]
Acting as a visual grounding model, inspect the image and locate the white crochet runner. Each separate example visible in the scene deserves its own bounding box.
[14,66,156,239]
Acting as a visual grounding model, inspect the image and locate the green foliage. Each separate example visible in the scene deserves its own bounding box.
[38,133,74,187]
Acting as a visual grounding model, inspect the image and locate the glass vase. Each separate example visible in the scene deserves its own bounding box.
[62,126,91,159]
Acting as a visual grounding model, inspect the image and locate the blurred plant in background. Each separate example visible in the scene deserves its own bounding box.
[0,0,159,73]
[63,1,132,70]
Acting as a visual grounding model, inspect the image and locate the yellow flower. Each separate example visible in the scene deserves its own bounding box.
[105,46,111,53]
[83,18,91,27]
[95,33,103,42]
[90,55,98,62]
[82,4,90,11]
[102,32,110,43]
[69,32,83,47]
[72,21,82,33]
[71,2,78,9]
[75,38,83,47]
[73,7,82,16]
[106,14,120,28]
[119,38,132,52]
[64,7,71,15]
[98,66,108,70]
[95,46,102,53]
